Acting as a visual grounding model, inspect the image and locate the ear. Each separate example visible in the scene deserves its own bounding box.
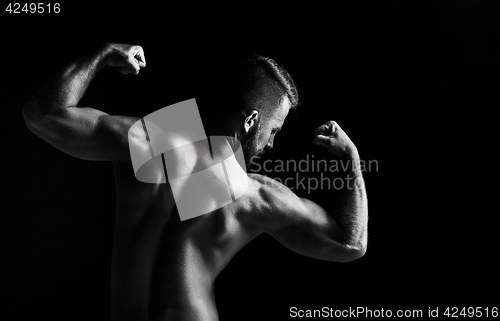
[243,110,259,133]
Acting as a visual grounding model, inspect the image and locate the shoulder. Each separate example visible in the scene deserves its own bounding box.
[235,174,308,232]
[247,173,303,207]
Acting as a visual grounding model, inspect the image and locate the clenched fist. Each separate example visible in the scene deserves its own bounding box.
[313,121,358,159]
[105,43,146,75]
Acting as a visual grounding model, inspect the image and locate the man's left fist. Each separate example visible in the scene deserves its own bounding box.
[313,121,358,158]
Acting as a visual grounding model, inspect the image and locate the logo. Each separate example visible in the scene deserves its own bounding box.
[127,99,248,221]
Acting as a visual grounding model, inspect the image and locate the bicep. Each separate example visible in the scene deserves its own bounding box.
[270,196,353,262]
[28,107,138,162]
[248,179,356,262]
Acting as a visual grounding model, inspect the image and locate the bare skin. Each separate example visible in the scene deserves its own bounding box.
[23,43,368,321]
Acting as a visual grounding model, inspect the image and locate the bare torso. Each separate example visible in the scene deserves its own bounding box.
[21,41,367,321]
[110,160,260,321]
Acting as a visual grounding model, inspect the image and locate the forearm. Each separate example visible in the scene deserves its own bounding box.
[332,149,368,252]
[22,43,111,120]
[20,42,145,161]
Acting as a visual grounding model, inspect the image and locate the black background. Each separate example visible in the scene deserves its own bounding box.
[2,1,498,320]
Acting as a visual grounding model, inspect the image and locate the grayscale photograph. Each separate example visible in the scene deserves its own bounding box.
[2,1,498,320]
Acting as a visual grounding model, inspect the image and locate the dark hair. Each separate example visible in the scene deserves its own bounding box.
[211,55,300,120]
[243,55,299,110]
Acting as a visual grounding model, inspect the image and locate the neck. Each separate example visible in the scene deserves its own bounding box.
[204,126,241,155]
[204,121,237,137]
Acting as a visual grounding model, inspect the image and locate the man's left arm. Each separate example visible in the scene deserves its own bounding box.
[246,121,368,263]
[313,121,368,255]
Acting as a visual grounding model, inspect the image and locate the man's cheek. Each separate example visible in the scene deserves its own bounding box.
[256,133,268,149]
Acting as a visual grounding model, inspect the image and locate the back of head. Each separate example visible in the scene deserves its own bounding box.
[207,55,299,131]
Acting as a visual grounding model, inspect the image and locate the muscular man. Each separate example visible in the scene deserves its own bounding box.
[23,43,368,321]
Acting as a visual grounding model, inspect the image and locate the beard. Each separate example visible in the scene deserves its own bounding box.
[241,123,262,171]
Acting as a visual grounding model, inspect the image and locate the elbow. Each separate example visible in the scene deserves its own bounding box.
[23,101,46,134]
[344,246,366,263]
[22,104,36,132]
[22,102,39,127]
[335,242,367,263]
[323,244,367,263]
[340,228,368,262]
[22,104,31,124]
[349,243,367,261]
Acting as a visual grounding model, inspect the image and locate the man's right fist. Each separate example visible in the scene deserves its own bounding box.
[106,43,146,75]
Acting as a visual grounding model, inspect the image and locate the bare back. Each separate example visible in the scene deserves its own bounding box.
[110,160,263,321]
[22,42,367,321]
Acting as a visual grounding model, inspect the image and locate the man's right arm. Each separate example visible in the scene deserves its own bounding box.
[22,43,146,162]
